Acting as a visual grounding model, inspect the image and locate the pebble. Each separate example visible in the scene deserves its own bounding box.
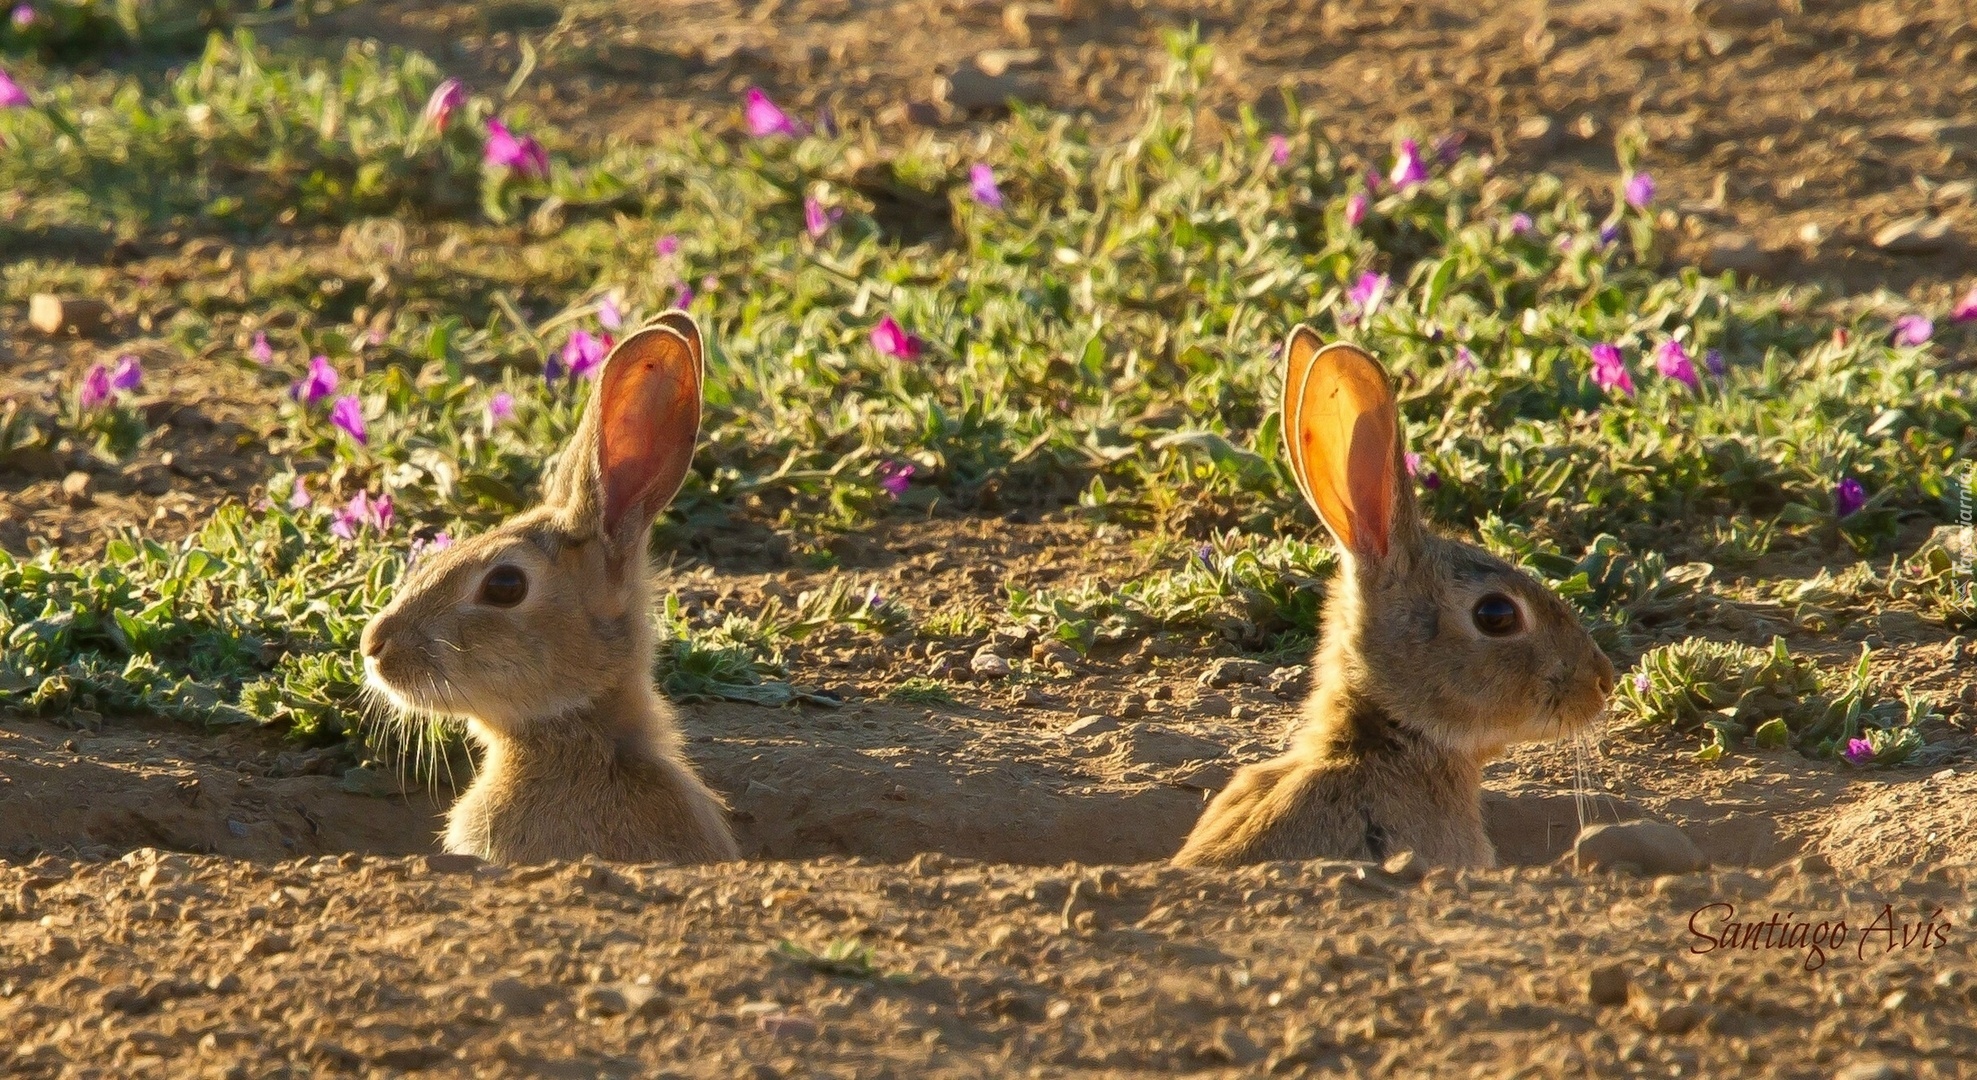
[1834,1063,1907,1080]
[1872,216,1952,254]
[61,471,93,506]
[1587,963,1629,1005]
[1198,658,1270,689]
[1265,665,1308,698]
[1193,694,1234,719]
[970,652,1012,679]
[28,294,112,336]
[1573,821,1708,876]
[1062,715,1119,737]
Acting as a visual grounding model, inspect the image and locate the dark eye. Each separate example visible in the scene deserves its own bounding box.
[480,565,528,607]
[1472,594,1522,637]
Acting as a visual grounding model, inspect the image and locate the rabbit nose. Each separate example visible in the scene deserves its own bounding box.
[1593,653,1616,697]
[360,616,387,659]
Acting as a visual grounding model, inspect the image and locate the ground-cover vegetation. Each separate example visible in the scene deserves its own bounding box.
[1,30,1970,766]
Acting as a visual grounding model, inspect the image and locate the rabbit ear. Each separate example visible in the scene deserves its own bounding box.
[544,322,703,553]
[1283,336,1411,560]
[647,309,705,385]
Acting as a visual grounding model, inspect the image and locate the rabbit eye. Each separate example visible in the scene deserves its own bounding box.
[479,566,528,607]
[1471,594,1522,637]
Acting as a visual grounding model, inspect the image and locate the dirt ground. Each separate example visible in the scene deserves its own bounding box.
[6,0,1977,1075]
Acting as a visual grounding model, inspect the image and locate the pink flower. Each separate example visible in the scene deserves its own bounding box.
[969,163,1004,209]
[1632,672,1650,694]
[329,491,393,540]
[109,354,142,392]
[870,315,922,360]
[10,5,32,29]
[1705,349,1726,377]
[1344,192,1368,228]
[1388,139,1429,187]
[1403,452,1441,490]
[422,78,465,132]
[1953,285,1977,322]
[329,394,367,445]
[1432,131,1466,162]
[744,87,803,137]
[487,392,515,425]
[1655,339,1699,389]
[1453,346,1477,375]
[483,118,548,179]
[1342,272,1388,325]
[1508,212,1534,235]
[250,332,274,365]
[287,475,311,510]
[1834,477,1866,518]
[556,329,611,381]
[0,68,28,109]
[877,461,916,498]
[77,363,112,409]
[1843,737,1873,765]
[290,356,338,404]
[598,296,623,330]
[671,282,695,310]
[1267,134,1290,166]
[408,532,453,568]
[1892,314,1933,346]
[804,196,842,238]
[1624,172,1656,209]
[1590,343,1635,397]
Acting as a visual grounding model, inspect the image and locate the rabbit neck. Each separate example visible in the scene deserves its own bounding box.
[477,670,678,775]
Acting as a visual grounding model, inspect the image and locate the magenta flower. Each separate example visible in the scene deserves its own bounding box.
[1388,139,1429,187]
[670,282,695,310]
[1655,339,1699,389]
[1453,346,1478,375]
[10,5,31,28]
[804,196,842,238]
[290,356,339,404]
[1891,314,1933,346]
[329,491,392,540]
[558,329,610,381]
[329,395,367,445]
[1342,272,1389,325]
[1344,192,1369,228]
[1705,349,1726,377]
[1843,738,1874,765]
[1954,285,1977,322]
[250,332,274,365]
[744,87,803,137]
[598,296,623,330]
[1598,222,1621,247]
[815,104,838,137]
[487,392,515,425]
[108,354,142,392]
[422,78,465,132]
[1508,212,1534,235]
[1432,131,1466,162]
[1624,172,1656,209]
[0,68,27,109]
[969,163,1004,209]
[1590,344,1635,397]
[1267,134,1290,166]
[870,315,922,360]
[483,118,548,179]
[287,475,311,510]
[655,235,680,258]
[877,461,916,498]
[1403,452,1441,490]
[1632,671,1650,694]
[1834,477,1866,518]
[408,532,453,568]
[77,363,112,410]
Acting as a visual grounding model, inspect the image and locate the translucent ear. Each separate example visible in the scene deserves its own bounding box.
[646,309,704,385]
[1282,337,1404,560]
[593,322,704,549]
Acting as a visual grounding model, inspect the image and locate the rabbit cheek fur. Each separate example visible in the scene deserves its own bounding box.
[1173,333,1614,871]
[360,317,739,866]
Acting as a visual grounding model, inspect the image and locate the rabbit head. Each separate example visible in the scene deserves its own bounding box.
[360,313,705,736]
[1281,326,1615,759]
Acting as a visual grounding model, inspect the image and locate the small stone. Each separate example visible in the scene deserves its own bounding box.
[238,933,293,959]
[1873,216,1952,254]
[579,985,630,1017]
[1265,665,1308,698]
[1646,1000,1709,1034]
[60,471,93,506]
[1117,695,1146,720]
[1199,658,1270,688]
[422,853,483,875]
[1787,852,1833,876]
[1030,639,1078,668]
[972,48,1043,77]
[1587,963,1630,1005]
[1687,0,1780,27]
[1380,850,1427,884]
[1062,715,1120,737]
[339,766,400,797]
[1193,693,1234,719]
[970,651,1012,678]
[1574,821,1708,876]
[28,294,112,336]
[487,978,552,1017]
[757,1011,818,1039]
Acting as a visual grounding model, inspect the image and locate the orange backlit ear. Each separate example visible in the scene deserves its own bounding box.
[1281,336,1400,559]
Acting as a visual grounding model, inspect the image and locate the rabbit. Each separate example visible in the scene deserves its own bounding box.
[1172,329,1615,870]
[360,311,740,865]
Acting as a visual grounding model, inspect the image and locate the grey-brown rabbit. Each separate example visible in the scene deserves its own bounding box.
[361,312,739,865]
[1173,329,1615,870]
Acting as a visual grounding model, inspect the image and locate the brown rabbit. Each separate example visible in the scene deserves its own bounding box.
[360,312,739,865]
[1173,329,1615,869]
